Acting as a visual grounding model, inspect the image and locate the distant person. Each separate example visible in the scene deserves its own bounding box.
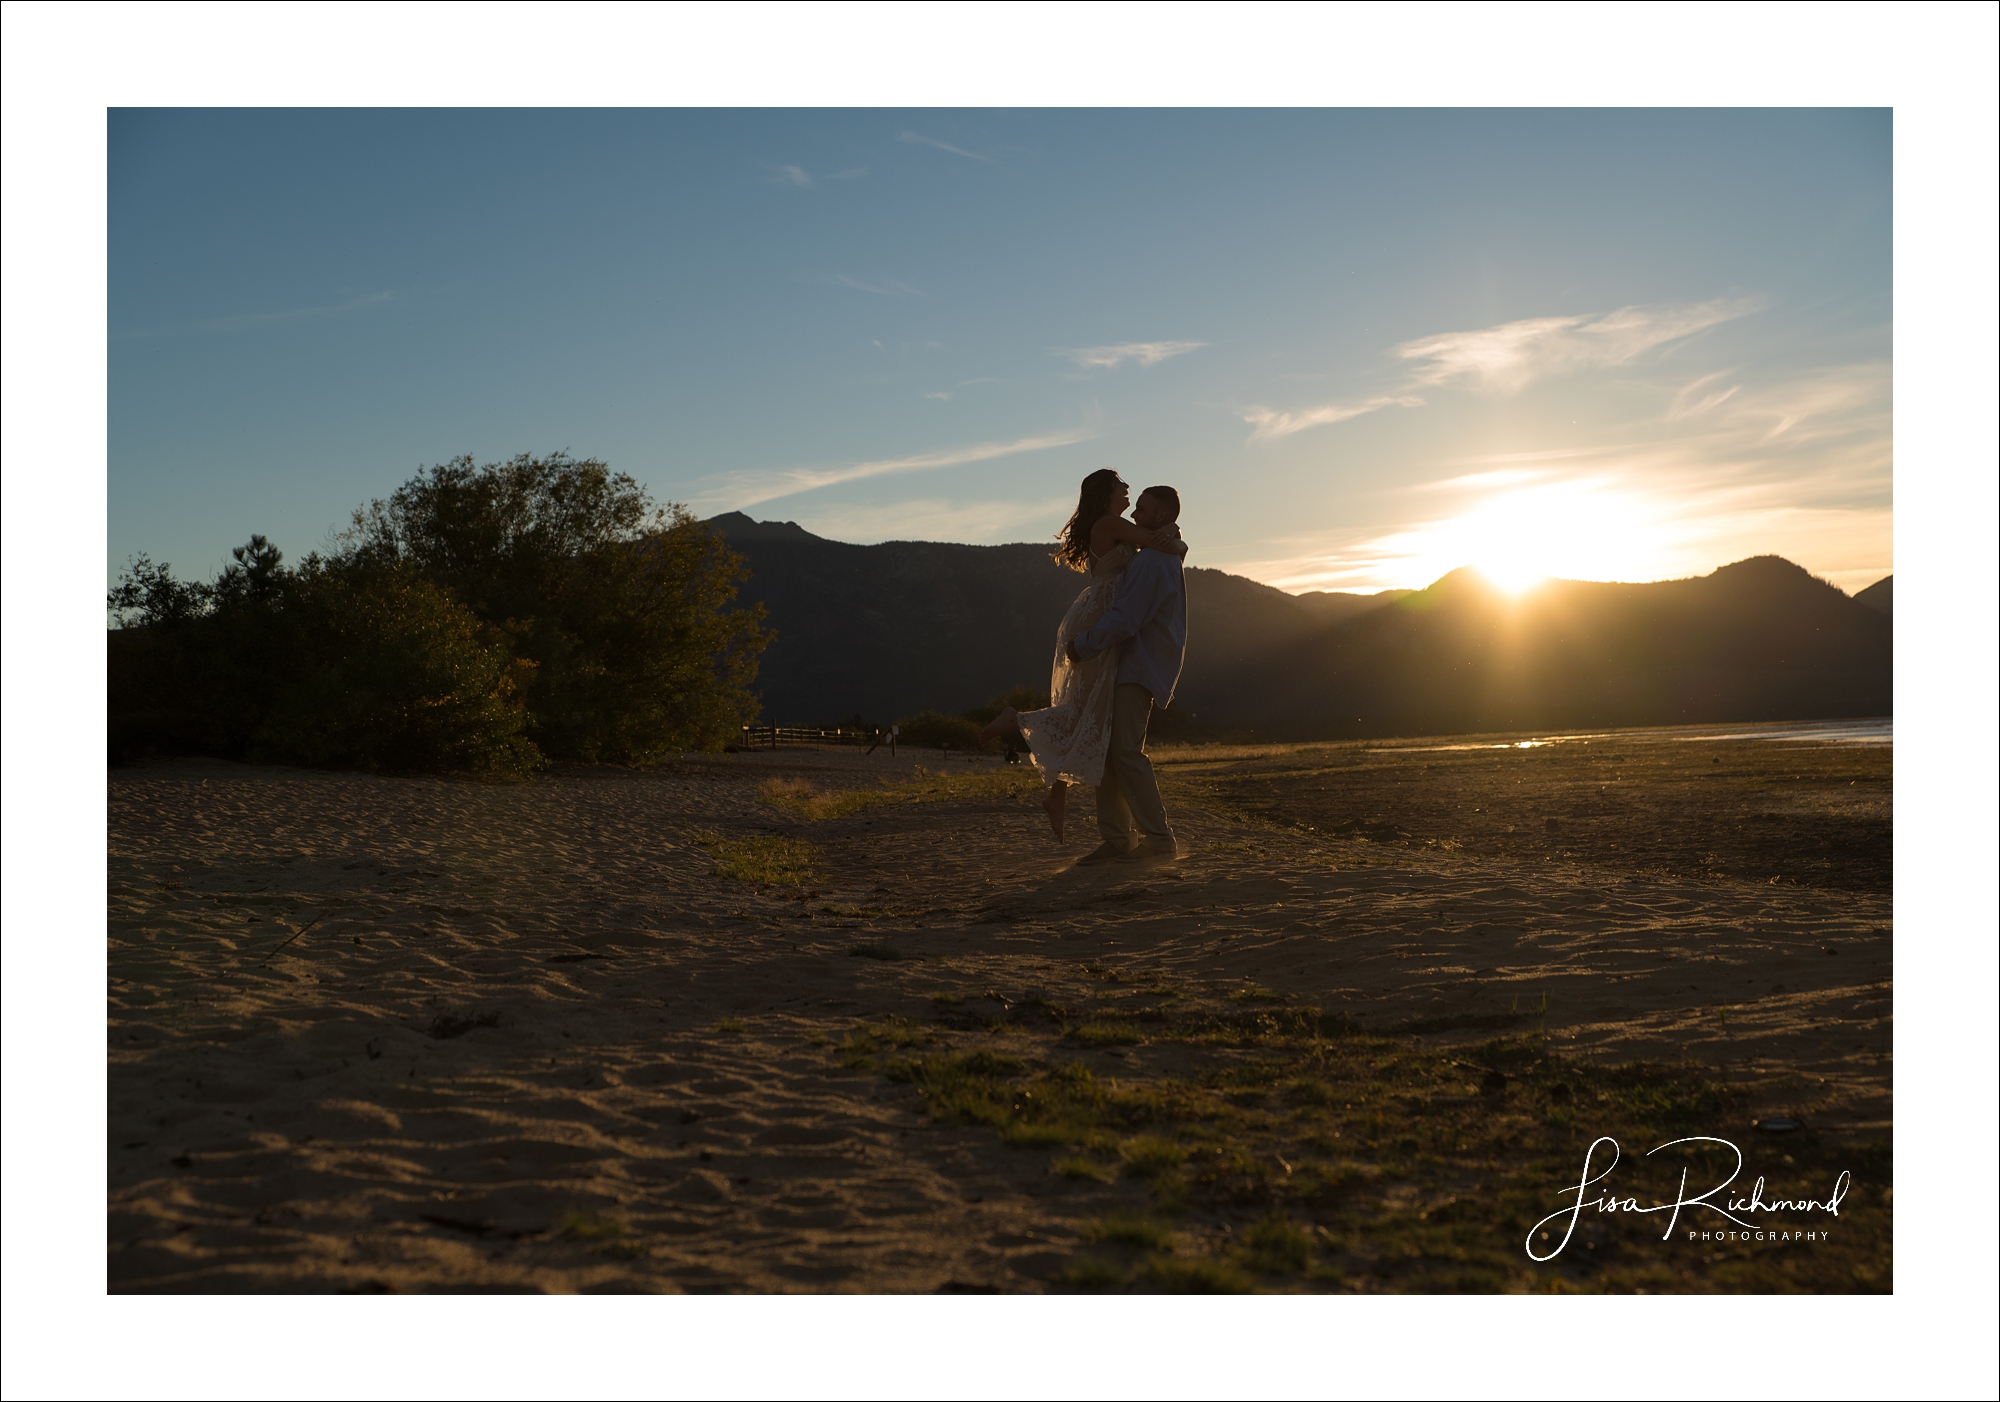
[978,470,1187,856]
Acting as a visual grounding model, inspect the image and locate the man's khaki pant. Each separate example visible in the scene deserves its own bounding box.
[1096,683,1175,851]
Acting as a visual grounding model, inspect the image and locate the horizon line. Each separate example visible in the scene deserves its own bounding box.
[699,514,1888,598]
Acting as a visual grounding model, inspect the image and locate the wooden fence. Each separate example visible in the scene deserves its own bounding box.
[735,725,882,750]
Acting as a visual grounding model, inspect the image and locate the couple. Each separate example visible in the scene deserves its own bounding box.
[978,469,1189,865]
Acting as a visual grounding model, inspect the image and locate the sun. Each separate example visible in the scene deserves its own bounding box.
[1416,482,1669,593]
[1471,553,1551,595]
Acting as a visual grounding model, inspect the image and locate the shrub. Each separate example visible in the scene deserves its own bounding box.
[961,684,1051,727]
[896,709,989,751]
[250,559,539,778]
[107,452,771,774]
[340,453,769,762]
[108,542,538,778]
[108,537,295,761]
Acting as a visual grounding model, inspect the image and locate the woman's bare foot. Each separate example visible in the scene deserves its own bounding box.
[1042,780,1067,842]
[977,706,1019,744]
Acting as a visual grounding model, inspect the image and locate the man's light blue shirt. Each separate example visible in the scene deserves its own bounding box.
[1073,548,1187,707]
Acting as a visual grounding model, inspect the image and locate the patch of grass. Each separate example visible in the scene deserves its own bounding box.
[1068,1021,1143,1047]
[847,943,905,961]
[828,1002,1888,1294]
[690,829,814,885]
[929,991,964,1007]
[760,767,1041,825]
[842,1033,1104,1147]
[838,1018,926,1065]
[1393,1011,1533,1035]
[1120,1136,1187,1179]
[1084,1213,1176,1251]
[760,777,898,822]
[899,764,1044,805]
[1055,1156,1112,1182]
[1052,1257,1127,1291]
[1228,983,1283,1004]
[1240,1215,1313,1275]
[1144,1255,1255,1293]
[1597,1062,1737,1124]
[1284,1075,1339,1106]
[714,1017,749,1034]
[554,1209,624,1241]
[1049,1003,1357,1050]
[821,901,934,919]
[1289,1161,1366,1205]
[1002,1121,1080,1148]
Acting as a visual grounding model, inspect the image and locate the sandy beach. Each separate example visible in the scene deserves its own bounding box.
[108,727,1891,1292]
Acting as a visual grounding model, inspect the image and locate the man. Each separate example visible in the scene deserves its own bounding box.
[1066,484,1187,865]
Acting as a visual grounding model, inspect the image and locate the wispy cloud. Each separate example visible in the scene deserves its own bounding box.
[1222,357,1890,595]
[1414,467,1556,493]
[1237,297,1766,442]
[829,273,923,298]
[692,428,1100,511]
[768,165,867,188]
[1395,297,1764,393]
[897,131,992,163]
[1674,363,1887,445]
[1056,340,1207,370]
[923,376,1004,401]
[1667,370,1742,420]
[1241,395,1424,441]
[111,290,395,340]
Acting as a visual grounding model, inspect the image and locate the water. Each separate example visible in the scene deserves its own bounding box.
[1673,718,1891,747]
[1384,717,1892,753]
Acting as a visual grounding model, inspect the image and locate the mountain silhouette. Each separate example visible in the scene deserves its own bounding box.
[709,515,1889,737]
[1852,575,1892,616]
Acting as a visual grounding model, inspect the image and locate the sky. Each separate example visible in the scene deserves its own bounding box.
[108,108,1892,596]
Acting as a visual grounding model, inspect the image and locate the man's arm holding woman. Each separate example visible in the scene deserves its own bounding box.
[1068,551,1176,664]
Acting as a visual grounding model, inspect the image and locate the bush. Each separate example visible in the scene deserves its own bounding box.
[108,453,772,775]
[251,559,539,778]
[340,453,769,762]
[108,537,303,762]
[896,709,989,751]
[961,684,1051,728]
[108,542,537,778]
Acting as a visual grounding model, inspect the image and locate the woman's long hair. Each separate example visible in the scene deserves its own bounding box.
[1052,468,1126,572]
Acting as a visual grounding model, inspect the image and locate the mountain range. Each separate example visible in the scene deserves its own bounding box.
[706,513,1891,739]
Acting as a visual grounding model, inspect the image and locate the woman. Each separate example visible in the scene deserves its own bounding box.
[978,468,1186,840]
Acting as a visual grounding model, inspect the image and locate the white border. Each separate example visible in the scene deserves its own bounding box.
[5,3,1995,1399]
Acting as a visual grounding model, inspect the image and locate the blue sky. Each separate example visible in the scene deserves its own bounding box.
[109,108,1891,594]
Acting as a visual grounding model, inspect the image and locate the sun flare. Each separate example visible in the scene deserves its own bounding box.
[1403,482,1673,594]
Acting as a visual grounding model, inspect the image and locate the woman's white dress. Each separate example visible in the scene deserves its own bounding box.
[1015,543,1135,788]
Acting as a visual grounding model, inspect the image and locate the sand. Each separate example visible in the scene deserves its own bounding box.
[107,732,1891,1292]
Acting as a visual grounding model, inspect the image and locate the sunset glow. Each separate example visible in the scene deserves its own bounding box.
[1436,483,1668,593]
[106,110,1891,599]
[1269,480,1686,595]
